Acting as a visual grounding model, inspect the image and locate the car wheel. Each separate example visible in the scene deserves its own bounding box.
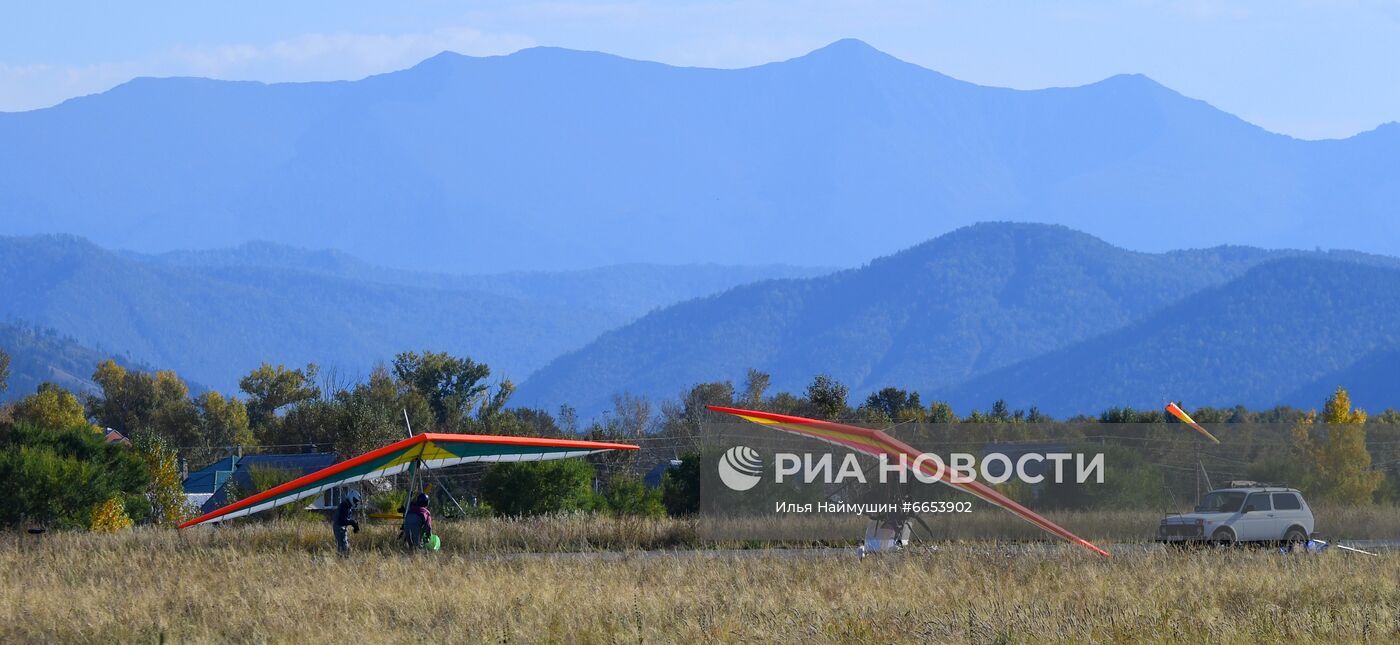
[1283,527,1308,549]
[1211,529,1235,547]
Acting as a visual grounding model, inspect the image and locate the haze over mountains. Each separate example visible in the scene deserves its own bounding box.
[0,235,824,394]
[0,322,158,402]
[3,40,1398,417]
[4,226,1398,417]
[3,40,1400,272]
[516,223,1400,416]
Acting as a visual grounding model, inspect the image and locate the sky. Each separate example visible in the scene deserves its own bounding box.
[1,1,1397,140]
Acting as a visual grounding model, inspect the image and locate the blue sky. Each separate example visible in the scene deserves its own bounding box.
[2,1,1397,139]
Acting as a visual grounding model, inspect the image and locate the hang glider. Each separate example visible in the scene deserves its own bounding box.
[707,405,1111,557]
[1165,402,1221,444]
[178,433,638,529]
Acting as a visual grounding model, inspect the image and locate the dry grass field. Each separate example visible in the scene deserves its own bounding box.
[3,518,1399,643]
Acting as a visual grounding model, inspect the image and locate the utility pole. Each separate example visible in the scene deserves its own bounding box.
[1194,441,1201,505]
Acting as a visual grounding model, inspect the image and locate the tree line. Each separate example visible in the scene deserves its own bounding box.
[1,348,1395,531]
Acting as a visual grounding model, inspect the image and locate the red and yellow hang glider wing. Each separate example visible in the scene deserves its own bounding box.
[178,433,638,529]
[706,405,1111,558]
[1165,402,1220,444]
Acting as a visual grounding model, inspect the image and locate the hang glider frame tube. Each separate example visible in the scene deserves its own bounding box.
[706,405,1111,557]
[178,432,638,529]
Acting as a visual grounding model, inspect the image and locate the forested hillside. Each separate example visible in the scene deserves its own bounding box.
[942,259,1400,416]
[0,236,822,394]
[517,223,1378,415]
[0,236,610,392]
[0,322,154,401]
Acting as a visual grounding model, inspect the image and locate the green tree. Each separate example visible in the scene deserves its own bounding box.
[660,382,734,439]
[0,421,150,529]
[481,459,598,517]
[239,363,320,437]
[862,387,922,422]
[392,351,491,430]
[1292,387,1382,505]
[0,349,9,394]
[332,366,405,458]
[661,453,700,516]
[805,374,848,420]
[990,399,1012,423]
[13,383,91,430]
[602,474,665,517]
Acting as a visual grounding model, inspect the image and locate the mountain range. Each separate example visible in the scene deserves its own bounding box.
[4,40,1399,272]
[515,223,1400,416]
[0,235,824,394]
[0,322,157,402]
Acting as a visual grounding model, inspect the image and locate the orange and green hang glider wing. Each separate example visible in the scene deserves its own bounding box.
[706,405,1111,558]
[178,433,638,529]
[1165,402,1221,444]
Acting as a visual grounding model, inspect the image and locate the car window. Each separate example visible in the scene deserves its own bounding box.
[1196,491,1246,513]
[1272,493,1302,510]
[1245,493,1272,511]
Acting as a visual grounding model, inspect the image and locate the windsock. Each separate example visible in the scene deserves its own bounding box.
[1165,402,1220,444]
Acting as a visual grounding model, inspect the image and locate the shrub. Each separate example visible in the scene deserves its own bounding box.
[481,459,599,517]
[0,422,150,529]
[602,475,665,518]
[90,496,133,532]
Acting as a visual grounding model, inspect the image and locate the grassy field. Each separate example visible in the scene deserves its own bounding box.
[3,520,1398,643]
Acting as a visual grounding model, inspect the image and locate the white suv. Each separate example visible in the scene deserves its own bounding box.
[1158,487,1314,546]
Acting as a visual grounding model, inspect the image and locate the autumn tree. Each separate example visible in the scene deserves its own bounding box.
[13,383,91,430]
[1292,386,1382,505]
[132,434,188,526]
[88,360,200,447]
[741,369,770,407]
[927,401,958,424]
[195,391,253,450]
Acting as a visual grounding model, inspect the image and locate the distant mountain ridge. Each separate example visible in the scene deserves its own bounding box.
[0,321,159,402]
[2,235,826,393]
[4,39,1399,272]
[515,223,1400,416]
[136,241,832,320]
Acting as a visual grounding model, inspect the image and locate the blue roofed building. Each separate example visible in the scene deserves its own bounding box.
[183,451,340,516]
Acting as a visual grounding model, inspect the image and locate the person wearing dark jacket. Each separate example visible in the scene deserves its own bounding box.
[333,489,362,556]
[401,493,432,551]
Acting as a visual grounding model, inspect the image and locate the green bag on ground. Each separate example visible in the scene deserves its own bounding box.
[428,534,441,551]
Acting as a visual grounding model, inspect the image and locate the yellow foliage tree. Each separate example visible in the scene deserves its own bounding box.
[1292,387,1382,505]
[13,383,92,430]
[90,496,133,532]
[135,435,189,526]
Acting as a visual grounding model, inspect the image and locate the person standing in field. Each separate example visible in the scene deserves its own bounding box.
[401,493,432,551]
[333,489,362,556]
